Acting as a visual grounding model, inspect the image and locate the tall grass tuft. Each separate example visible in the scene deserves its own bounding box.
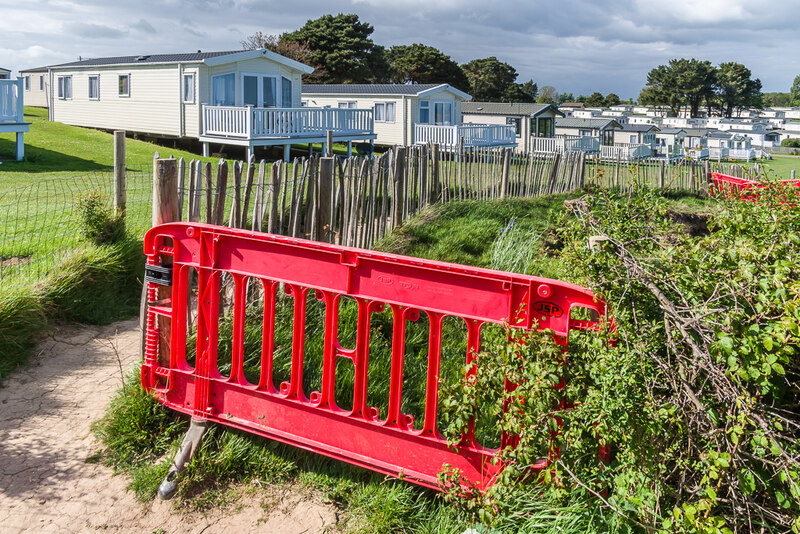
[0,284,47,379]
[0,234,145,384]
[489,218,542,274]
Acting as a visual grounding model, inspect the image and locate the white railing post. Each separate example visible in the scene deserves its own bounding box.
[15,78,23,124]
[246,105,253,139]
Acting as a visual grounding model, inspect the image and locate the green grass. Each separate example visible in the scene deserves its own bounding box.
[0,234,144,383]
[0,107,227,193]
[760,154,800,180]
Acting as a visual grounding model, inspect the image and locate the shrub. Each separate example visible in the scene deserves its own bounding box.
[781,138,800,148]
[77,191,125,245]
[440,185,800,533]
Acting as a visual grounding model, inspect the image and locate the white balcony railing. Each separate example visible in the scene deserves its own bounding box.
[656,144,685,160]
[729,148,756,161]
[201,105,374,139]
[685,147,710,160]
[708,147,729,160]
[600,144,653,161]
[414,123,516,147]
[530,135,599,153]
[0,79,23,123]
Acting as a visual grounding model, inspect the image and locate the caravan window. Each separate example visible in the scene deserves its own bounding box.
[281,77,292,107]
[57,76,72,99]
[118,74,130,97]
[183,73,195,103]
[88,75,99,100]
[211,73,236,106]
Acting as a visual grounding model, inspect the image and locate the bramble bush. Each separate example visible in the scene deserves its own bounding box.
[440,184,800,533]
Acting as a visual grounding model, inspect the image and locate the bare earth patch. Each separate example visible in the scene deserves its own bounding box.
[0,318,338,533]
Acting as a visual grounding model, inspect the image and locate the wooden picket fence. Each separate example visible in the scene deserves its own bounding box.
[157,145,752,247]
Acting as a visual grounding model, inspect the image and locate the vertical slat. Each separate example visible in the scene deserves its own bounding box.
[239,156,255,229]
[213,159,228,226]
[268,162,281,234]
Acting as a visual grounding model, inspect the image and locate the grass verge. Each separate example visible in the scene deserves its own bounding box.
[0,235,144,383]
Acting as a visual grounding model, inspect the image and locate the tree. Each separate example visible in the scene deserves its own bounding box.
[604,93,621,107]
[558,92,575,104]
[585,92,605,107]
[241,32,326,83]
[715,62,762,117]
[640,58,716,117]
[536,85,557,104]
[281,14,389,84]
[791,75,800,106]
[386,44,470,91]
[460,57,519,101]
[763,92,791,107]
[503,80,538,102]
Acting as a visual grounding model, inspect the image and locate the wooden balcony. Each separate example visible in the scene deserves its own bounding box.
[200,105,376,158]
[530,135,599,154]
[0,79,30,161]
[414,124,516,148]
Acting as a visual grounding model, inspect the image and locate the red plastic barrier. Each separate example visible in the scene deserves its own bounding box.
[709,172,800,200]
[142,223,610,490]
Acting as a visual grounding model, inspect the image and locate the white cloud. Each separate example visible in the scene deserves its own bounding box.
[0,0,798,95]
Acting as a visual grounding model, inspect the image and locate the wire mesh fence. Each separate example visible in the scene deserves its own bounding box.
[0,145,761,285]
[0,166,152,282]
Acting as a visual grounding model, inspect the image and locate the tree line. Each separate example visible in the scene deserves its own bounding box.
[244,13,793,115]
[638,58,764,118]
[242,13,540,103]
[763,75,800,107]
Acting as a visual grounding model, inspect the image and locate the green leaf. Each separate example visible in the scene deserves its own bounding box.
[718,336,734,355]
[739,470,755,494]
[762,336,774,351]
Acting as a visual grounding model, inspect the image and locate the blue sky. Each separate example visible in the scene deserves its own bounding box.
[2,0,798,99]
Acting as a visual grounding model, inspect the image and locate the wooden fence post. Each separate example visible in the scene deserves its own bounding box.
[326,130,333,157]
[500,148,511,199]
[153,158,179,227]
[393,146,406,226]
[659,160,666,189]
[113,131,126,218]
[152,158,179,367]
[318,156,335,242]
[430,143,440,203]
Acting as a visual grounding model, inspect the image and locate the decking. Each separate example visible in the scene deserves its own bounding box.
[0,79,30,160]
[414,123,516,148]
[199,105,376,159]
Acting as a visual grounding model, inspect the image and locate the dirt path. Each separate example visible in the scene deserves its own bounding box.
[0,319,338,533]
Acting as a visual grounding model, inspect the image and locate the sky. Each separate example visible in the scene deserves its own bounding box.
[2,0,799,99]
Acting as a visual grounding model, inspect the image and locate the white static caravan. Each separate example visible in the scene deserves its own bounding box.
[18,66,49,108]
[48,50,375,160]
[0,68,10,79]
[300,83,515,148]
[461,102,563,153]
